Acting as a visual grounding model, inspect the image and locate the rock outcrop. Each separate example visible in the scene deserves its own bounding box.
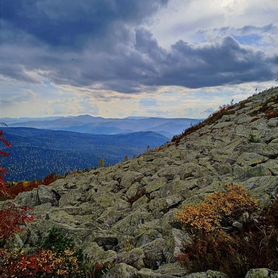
[3,87,278,277]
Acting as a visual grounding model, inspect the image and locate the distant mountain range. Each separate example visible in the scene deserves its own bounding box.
[1,115,201,138]
[1,127,168,182]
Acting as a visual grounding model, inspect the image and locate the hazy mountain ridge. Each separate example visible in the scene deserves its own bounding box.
[1,115,202,137]
[2,127,168,181]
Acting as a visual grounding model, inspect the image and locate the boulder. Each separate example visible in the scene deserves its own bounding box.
[103,263,138,278]
[184,270,229,278]
[245,268,278,278]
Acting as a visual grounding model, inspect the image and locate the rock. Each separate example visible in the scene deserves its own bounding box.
[82,242,117,265]
[59,190,82,207]
[236,152,268,167]
[263,159,278,175]
[127,182,143,199]
[212,121,233,129]
[232,221,243,230]
[245,268,278,278]
[94,234,119,251]
[112,210,153,235]
[171,228,192,257]
[184,270,229,278]
[116,248,145,269]
[137,268,176,278]
[145,177,167,193]
[121,171,144,188]
[103,263,138,278]
[15,190,39,207]
[37,186,60,206]
[156,262,188,277]
[15,186,59,208]
[142,238,168,269]
[237,114,255,124]
[136,228,162,247]
[268,118,278,128]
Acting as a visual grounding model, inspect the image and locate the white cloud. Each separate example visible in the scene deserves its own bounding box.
[148,0,277,48]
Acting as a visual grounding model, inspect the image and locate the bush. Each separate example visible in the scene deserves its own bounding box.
[0,130,12,198]
[0,226,85,278]
[176,185,259,233]
[176,185,278,277]
[0,204,35,244]
[0,248,82,278]
[41,227,74,253]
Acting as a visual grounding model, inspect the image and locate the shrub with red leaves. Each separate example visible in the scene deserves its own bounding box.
[0,204,35,242]
[0,130,12,197]
[1,173,60,200]
[0,249,82,278]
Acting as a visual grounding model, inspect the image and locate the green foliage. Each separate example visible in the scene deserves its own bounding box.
[41,227,74,254]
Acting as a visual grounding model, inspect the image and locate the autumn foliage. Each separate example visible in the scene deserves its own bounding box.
[0,211,83,278]
[0,130,12,197]
[176,185,278,277]
[0,173,59,200]
[0,249,82,278]
[176,185,259,233]
[0,204,35,243]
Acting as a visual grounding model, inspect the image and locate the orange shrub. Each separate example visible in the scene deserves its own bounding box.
[176,185,259,233]
[206,185,259,218]
[176,203,220,233]
[176,185,278,277]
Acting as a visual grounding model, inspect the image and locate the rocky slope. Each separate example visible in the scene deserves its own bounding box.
[3,87,278,278]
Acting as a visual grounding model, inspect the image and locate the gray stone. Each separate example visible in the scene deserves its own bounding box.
[103,263,138,278]
[236,152,268,167]
[245,268,278,278]
[121,171,144,188]
[116,248,145,269]
[142,238,168,269]
[137,268,176,278]
[212,121,233,129]
[185,270,229,278]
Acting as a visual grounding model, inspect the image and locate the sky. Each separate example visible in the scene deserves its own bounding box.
[0,0,277,119]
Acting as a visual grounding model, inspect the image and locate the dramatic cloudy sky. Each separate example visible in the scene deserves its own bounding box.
[0,0,277,118]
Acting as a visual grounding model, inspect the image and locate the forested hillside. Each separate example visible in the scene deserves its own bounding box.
[1,127,168,181]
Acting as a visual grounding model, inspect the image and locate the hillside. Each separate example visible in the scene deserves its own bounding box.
[1,87,278,278]
[1,128,168,181]
[2,116,201,138]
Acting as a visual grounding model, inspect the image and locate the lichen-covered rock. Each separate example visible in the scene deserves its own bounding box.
[103,263,138,278]
[137,268,176,278]
[116,248,145,269]
[184,270,229,278]
[245,268,278,278]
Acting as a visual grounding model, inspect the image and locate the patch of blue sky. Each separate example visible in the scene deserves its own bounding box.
[234,34,261,45]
